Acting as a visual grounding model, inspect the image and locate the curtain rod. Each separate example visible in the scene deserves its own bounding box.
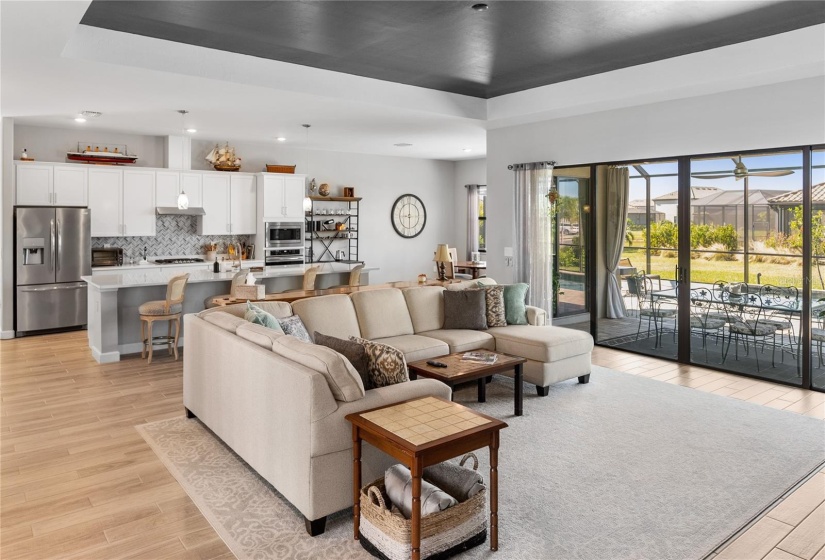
[507,160,556,170]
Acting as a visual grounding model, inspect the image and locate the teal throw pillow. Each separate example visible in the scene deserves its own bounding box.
[244,302,285,333]
[502,283,529,325]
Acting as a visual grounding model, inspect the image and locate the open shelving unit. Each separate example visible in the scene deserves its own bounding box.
[304,196,362,263]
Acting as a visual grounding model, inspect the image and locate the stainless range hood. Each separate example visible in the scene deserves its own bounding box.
[156,206,206,216]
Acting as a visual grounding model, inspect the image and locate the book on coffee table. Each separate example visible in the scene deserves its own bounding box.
[461,351,498,364]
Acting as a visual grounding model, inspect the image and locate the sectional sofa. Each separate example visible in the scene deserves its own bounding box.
[183,281,593,535]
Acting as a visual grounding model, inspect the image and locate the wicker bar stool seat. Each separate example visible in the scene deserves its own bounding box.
[283,266,320,293]
[328,264,365,289]
[140,274,189,364]
[204,270,247,309]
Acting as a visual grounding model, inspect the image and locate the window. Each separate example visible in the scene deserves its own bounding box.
[478,186,487,252]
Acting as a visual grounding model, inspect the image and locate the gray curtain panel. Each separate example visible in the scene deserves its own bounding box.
[466,184,479,259]
[512,163,553,316]
[605,166,629,318]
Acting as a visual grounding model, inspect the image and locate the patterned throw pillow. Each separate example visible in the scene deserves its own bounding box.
[279,315,312,343]
[480,285,507,327]
[349,336,409,388]
[244,302,285,333]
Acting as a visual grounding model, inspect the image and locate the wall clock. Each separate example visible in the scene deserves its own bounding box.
[391,194,427,238]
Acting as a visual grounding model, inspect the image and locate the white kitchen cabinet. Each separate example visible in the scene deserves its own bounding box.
[53,166,88,206]
[199,173,231,235]
[259,173,305,221]
[16,163,89,206]
[180,172,203,208]
[156,171,203,209]
[230,174,257,234]
[16,163,53,206]
[88,168,123,237]
[122,170,156,236]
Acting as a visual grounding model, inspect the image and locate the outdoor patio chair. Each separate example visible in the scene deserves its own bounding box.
[758,284,799,364]
[633,272,677,349]
[718,286,778,373]
[689,288,726,364]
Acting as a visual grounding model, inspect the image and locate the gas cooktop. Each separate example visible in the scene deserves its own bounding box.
[153,258,205,265]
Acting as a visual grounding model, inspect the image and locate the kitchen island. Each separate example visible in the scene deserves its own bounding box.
[82,263,374,363]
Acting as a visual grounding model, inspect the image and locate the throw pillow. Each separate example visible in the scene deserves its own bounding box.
[279,315,312,343]
[349,336,409,388]
[244,302,285,333]
[479,285,506,328]
[443,289,487,330]
[502,283,530,325]
[314,331,371,390]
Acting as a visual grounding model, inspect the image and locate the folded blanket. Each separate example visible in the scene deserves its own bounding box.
[424,460,485,502]
[385,464,457,520]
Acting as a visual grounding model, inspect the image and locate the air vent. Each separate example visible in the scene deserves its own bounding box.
[394,143,413,147]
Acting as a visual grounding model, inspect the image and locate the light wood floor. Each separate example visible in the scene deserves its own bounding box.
[1,332,823,560]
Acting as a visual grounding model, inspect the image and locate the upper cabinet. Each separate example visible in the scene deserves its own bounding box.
[88,168,155,237]
[156,171,203,208]
[198,173,257,235]
[259,173,306,221]
[16,163,87,206]
[122,170,156,236]
[199,173,230,235]
[230,174,257,235]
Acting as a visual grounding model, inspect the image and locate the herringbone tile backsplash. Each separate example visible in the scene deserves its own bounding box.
[92,215,253,258]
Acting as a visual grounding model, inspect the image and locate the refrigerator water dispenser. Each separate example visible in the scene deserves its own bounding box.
[22,238,44,265]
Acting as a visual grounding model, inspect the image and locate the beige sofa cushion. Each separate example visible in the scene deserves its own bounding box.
[419,329,496,353]
[271,335,365,402]
[200,301,292,320]
[402,286,444,333]
[372,334,449,363]
[292,294,361,341]
[350,289,414,340]
[486,325,594,363]
[236,322,284,349]
[200,311,247,333]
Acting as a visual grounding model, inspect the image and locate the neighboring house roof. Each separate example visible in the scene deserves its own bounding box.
[691,189,788,206]
[767,182,825,205]
[627,199,657,211]
[654,186,722,202]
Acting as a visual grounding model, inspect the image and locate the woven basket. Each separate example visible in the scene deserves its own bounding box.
[265,164,296,174]
[359,454,487,560]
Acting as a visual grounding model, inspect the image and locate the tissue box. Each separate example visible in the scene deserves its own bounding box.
[234,284,265,300]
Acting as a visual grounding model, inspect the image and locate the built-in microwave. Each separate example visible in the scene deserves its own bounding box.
[265,222,303,248]
[265,247,305,267]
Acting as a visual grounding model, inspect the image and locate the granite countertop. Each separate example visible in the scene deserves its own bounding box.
[83,262,375,290]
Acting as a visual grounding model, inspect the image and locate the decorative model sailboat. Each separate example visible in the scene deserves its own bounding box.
[206,142,242,172]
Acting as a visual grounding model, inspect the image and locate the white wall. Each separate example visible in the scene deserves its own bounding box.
[192,139,458,284]
[14,125,165,168]
[1,118,14,337]
[486,76,825,284]
[452,158,486,261]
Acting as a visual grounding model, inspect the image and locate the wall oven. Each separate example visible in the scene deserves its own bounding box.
[265,222,303,248]
[265,247,305,267]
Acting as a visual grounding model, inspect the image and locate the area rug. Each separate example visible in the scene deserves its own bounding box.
[136,366,825,560]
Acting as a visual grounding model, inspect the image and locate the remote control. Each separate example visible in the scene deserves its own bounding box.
[427,360,448,368]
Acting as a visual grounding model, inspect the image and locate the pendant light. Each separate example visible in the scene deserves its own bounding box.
[176,110,191,209]
[302,124,313,213]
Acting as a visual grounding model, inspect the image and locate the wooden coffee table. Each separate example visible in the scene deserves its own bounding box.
[408,351,527,416]
[346,396,508,560]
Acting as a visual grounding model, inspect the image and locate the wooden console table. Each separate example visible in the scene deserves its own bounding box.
[455,261,486,279]
[346,397,507,560]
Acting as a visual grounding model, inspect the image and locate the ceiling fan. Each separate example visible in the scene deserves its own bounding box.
[691,156,794,180]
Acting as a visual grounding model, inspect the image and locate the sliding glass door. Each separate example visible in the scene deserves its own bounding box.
[811,149,825,390]
[553,172,589,318]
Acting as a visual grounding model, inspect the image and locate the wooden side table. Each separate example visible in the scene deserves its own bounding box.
[346,397,508,560]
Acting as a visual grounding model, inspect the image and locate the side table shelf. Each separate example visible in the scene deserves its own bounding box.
[305,196,362,264]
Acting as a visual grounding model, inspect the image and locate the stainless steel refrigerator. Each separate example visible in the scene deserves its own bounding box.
[14,207,91,335]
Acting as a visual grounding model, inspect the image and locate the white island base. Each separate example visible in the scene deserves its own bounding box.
[83,263,373,363]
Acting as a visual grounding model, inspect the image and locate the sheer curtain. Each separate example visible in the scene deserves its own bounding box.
[513,162,553,315]
[605,166,629,318]
[466,185,479,260]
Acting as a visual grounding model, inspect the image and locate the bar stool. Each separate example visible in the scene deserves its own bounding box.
[140,274,189,364]
[328,264,365,289]
[204,270,247,309]
[283,266,320,293]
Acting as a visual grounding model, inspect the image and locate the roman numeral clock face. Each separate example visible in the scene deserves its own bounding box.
[391,194,427,238]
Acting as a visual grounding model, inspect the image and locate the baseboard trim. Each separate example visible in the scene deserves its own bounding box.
[0,330,15,340]
[91,347,120,363]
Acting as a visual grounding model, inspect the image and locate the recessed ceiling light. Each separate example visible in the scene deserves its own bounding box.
[471,3,488,12]
[276,137,286,142]
[186,128,197,133]
[74,117,87,123]
[394,143,413,147]
[462,148,472,152]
